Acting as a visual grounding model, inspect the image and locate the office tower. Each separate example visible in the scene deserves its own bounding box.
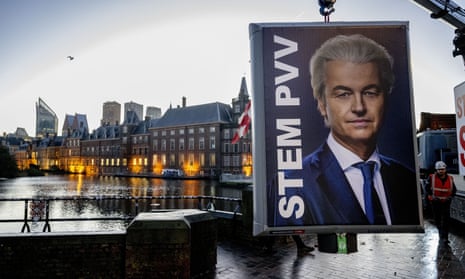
[124,101,143,124]
[35,98,58,138]
[146,106,161,120]
[101,101,121,126]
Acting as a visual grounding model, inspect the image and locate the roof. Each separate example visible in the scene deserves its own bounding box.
[153,102,233,128]
[123,110,140,125]
[132,119,153,134]
[92,125,120,139]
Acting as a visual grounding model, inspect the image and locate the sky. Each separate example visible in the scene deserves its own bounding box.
[1,0,464,136]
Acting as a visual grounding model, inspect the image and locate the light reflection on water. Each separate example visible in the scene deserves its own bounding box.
[0,174,243,233]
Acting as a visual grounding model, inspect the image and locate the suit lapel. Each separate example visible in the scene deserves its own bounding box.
[313,144,368,224]
[379,158,401,224]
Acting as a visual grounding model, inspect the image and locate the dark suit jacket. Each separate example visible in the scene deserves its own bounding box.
[270,143,420,226]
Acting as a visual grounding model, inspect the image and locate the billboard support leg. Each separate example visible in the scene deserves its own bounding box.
[317,233,358,253]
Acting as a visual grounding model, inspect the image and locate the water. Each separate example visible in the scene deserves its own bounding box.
[0,174,243,233]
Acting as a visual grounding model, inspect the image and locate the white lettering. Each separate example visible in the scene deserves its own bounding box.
[276,119,301,146]
[275,61,299,86]
[273,35,304,221]
[278,196,304,219]
[275,85,300,106]
[277,148,302,170]
[274,35,298,59]
[274,35,299,86]
[277,171,303,195]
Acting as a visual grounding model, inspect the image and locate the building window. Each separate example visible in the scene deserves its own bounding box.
[179,153,185,166]
[224,129,230,139]
[153,139,158,151]
[200,153,205,167]
[242,154,251,166]
[153,154,158,165]
[199,137,205,150]
[162,130,167,136]
[209,153,216,167]
[199,127,205,133]
[234,104,240,113]
[161,139,166,151]
[179,138,184,150]
[188,137,194,150]
[161,154,166,166]
[169,154,176,167]
[223,156,230,167]
[153,131,158,137]
[188,153,195,166]
[188,128,194,134]
[210,136,215,149]
[179,128,184,135]
[210,126,216,133]
[223,143,229,153]
[233,155,240,167]
[170,139,175,151]
[170,130,175,136]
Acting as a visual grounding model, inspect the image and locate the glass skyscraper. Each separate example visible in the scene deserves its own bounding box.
[35,98,58,138]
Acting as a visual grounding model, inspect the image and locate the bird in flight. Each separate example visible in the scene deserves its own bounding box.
[67,56,74,61]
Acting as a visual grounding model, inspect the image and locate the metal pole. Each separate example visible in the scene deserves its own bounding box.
[42,200,51,232]
[21,199,30,233]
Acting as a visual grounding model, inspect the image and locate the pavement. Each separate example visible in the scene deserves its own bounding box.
[215,219,465,279]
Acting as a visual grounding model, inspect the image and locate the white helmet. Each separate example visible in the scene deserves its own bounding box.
[435,161,447,170]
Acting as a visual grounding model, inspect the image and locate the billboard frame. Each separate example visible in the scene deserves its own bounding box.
[250,21,424,236]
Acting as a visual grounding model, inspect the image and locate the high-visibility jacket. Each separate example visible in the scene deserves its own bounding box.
[430,174,454,201]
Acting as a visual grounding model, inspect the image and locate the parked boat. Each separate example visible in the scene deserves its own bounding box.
[161,169,184,178]
[219,173,252,185]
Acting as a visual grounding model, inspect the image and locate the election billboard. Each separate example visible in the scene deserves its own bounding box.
[249,22,423,235]
[455,81,465,175]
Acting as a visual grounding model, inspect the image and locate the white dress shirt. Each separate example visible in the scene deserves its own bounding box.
[327,133,392,225]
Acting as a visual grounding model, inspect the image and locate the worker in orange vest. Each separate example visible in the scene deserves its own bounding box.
[426,161,457,244]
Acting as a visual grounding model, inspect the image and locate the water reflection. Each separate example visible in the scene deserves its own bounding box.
[0,174,243,233]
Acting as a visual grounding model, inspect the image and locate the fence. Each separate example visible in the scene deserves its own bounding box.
[0,195,242,233]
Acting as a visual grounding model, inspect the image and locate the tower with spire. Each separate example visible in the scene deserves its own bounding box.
[231,76,250,124]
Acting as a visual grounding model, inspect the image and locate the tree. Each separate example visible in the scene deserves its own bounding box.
[0,145,19,178]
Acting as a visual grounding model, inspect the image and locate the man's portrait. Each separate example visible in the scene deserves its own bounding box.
[292,34,419,225]
[250,22,422,234]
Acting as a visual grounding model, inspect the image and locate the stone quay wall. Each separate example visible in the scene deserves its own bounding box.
[0,232,126,278]
[0,209,218,279]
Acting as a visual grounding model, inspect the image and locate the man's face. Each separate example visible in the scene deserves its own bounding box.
[317,60,386,150]
[436,168,446,177]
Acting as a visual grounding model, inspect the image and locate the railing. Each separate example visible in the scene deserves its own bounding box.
[0,195,242,233]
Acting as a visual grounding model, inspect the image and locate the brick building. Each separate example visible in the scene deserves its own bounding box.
[9,77,252,179]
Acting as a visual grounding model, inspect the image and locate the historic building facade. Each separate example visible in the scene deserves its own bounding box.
[9,77,252,179]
